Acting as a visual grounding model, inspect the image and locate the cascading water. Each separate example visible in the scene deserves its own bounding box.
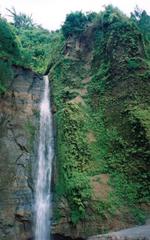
[35,76,54,240]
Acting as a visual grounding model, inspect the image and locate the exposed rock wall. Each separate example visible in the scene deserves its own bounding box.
[0,66,43,240]
[88,224,150,240]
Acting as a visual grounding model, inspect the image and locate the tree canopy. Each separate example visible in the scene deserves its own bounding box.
[0,17,20,58]
[7,7,34,28]
[62,11,88,38]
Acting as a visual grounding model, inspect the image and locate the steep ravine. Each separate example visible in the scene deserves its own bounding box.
[0,66,43,240]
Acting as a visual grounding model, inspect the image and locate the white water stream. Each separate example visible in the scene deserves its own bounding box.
[35,76,54,240]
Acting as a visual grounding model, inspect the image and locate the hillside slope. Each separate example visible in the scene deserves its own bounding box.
[49,6,150,238]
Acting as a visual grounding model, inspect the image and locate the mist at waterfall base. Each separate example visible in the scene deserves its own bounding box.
[35,76,54,240]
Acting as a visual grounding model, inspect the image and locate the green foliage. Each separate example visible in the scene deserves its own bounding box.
[0,18,20,94]
[131,8,150,58]
[50,56,87,112]
[47,31,65,71]
[0,10,62,74]
[111,174,141,205]
[102,5,128,27]
[131,208,147,224]
[110,173,148,224]
[62,11,88,38]
[131,106,150,139]
[88,63,109,110]
[127,58,140,70]
[0,15,49,74]
[15,26,53,73]
[24,120,36,149]
[7,7,34,28]
[67,171,91,223]
[55,103,92,223]
[0,60,13,94]
[0,18,21,59]
[131,7,150,40]
[86,12,98,22]
[86,5,150,224]
[96,200,116,220]
[51,5,150,228]
[127,57,148,72]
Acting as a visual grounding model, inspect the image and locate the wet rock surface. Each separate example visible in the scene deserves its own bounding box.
[0,66,43,240]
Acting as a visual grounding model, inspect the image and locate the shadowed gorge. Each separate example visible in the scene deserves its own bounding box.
[0,4,150,240]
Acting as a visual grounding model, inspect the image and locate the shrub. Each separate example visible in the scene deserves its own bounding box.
[0,60,13,94]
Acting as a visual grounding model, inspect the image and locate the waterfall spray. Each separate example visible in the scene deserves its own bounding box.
[35,76,54,240]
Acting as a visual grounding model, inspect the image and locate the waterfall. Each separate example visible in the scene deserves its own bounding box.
[35,76,54,240]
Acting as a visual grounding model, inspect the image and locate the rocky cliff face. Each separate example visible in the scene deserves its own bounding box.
[50,8,150,238]
[0,66,43,240]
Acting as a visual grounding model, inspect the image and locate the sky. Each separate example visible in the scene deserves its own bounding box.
[0,0,150,30]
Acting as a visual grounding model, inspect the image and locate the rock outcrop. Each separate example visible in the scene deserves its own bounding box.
[88,224,150,240]
[0,66,43,240]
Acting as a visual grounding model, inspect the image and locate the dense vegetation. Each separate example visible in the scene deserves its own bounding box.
[0,4,150,237]
[49,5,150,235]
[0,17,20,93]
[0,9,60,93]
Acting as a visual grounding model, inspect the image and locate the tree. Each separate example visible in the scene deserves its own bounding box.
[62,11,88,38]
[7,7,34,29]
[0,18,20,57]
[131,6,150,38]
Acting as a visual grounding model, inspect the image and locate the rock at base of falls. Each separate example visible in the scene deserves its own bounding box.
[87,224,150,240]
